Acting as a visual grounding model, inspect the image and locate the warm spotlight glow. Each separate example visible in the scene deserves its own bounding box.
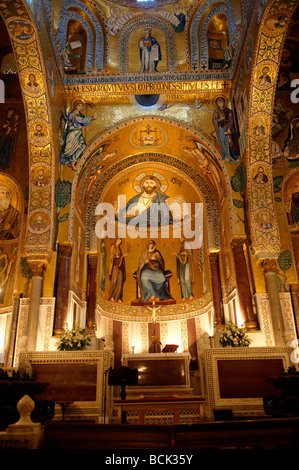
[166,321,182,352]
[129,323,143,353]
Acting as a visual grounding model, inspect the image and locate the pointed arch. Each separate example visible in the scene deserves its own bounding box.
[68,116,235,254]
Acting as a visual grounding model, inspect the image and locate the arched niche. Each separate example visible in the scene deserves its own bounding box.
[56,0,104,73]
[207,13,232,71]
[189,0,238,70]
[87,159,214,307]
[65,18,88,74]
[67,116,236,317]
[69,115,235,245]
[118,15,179,74]
[200,4,238,71]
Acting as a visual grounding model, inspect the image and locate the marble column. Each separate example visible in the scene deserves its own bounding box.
[187,317,199,370]
[231,238,257,329]
[261,259,285,346]
[4,292,20,367]
[54,242,73,335]
[87,253,98,330]
[209,252,224,326]
[290,284,299,337]
[113,320,122,369]
[26,260,47,352]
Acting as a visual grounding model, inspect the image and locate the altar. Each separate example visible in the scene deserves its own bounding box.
[122,353,193,398]
[117,352,204,424]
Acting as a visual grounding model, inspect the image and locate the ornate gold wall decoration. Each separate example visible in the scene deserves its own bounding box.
[129,123,168,148]
[247,0,298,260]
[0,174,24,305]
[0,0,56,260]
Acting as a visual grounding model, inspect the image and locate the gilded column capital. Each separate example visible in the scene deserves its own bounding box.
[12,291,21,302]
[230,237,246,249]
[26,255,48,277]
[209,251,219,263]
[260,258,277,274]
[88,252,98,267]
[290,284,299,293]
[28,261,47,277]
[58,242,73,258]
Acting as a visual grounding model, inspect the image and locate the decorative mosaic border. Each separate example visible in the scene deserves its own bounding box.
[13,297,55,365]
[205,346,293,414]
[0,2,55,257]
[247,0,298,259]
[14,298,29,367]
[97,296,213,322]
[102,0,178,7]
[63,70,233,85]
[255,293,274,346]
[37,298,56,351]
[280,293,297,345]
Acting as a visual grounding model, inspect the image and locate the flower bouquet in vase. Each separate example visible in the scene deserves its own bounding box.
[56,324,91,351]
[218,322,252,348]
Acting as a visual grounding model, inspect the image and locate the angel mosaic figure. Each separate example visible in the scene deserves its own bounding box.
[59,99,98,171]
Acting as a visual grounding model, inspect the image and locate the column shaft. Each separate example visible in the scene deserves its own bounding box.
[4,292,20,367]
[290,284,299,337]
[26,261,47,352]
[54,243,73,335]
[231,238,257,329]
[87,253,98,329]
[209,252,224,326]
[261,259,285,346]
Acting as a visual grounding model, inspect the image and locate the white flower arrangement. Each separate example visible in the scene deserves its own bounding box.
[218,322,252,348]
[56,324,91,351]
